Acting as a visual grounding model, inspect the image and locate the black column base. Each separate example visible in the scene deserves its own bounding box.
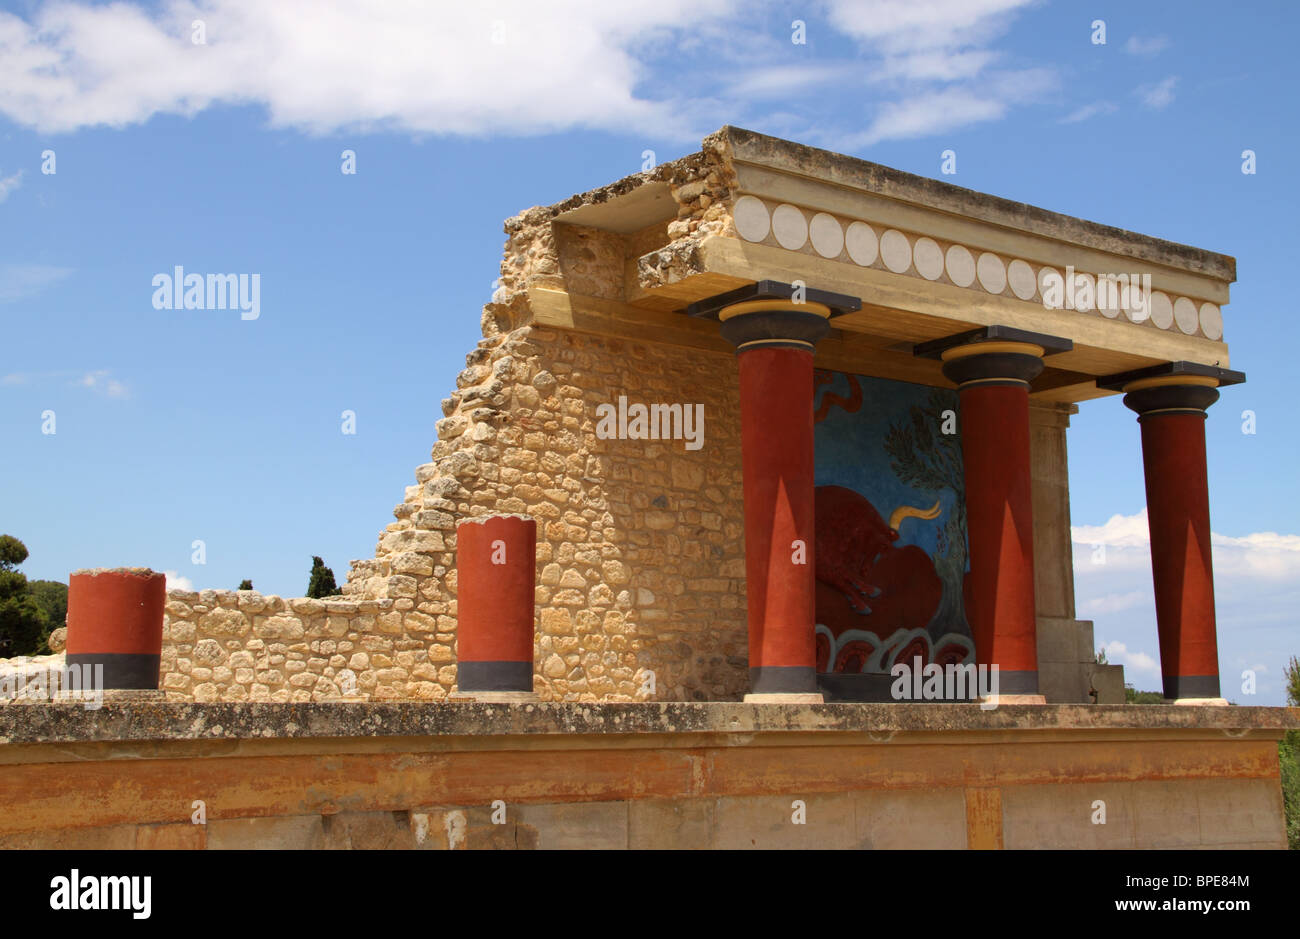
[66,653,159,690]
[1162,673,1221,700]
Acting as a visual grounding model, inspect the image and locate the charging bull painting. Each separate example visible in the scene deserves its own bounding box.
[813,369,974,676]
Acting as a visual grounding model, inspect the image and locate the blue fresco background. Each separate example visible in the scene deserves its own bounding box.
[813,369,971,648]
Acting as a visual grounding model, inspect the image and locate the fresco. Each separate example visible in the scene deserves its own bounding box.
[812,369,975,675]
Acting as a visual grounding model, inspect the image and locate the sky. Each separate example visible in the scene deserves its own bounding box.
[0,0,1296,703]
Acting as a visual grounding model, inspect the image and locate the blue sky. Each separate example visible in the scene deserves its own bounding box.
[1,0,1296,702]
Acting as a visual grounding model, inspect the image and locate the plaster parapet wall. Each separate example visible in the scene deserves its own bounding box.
[4,701,1296,743]
[1,703,1294,850]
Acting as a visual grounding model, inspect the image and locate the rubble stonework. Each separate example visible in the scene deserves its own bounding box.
[158,136,751,704]
[160,328,747,703]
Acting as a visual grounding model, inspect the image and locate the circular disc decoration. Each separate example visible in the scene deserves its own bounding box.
[945,244,975,287]
[733,195,770,243]
[772,204,809,250]
[913,237,944,280]
[1200,302,1223,340]
[880,229,912,273]
[1123,281,1149,323]
[1007,259,1036,300]
[976,252,1006,294]
[1072,272,1096,312]
[845,221,878,266]
[1149,291,1174,329]
[1173,296,1199,334]
[1097,276,1121,318]
[1037,266,1062,308]
[809,212,844,259]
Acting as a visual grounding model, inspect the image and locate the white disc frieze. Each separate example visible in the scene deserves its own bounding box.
[976,252,1006,294]
[945,244,976,287]
[1149,291,1174,329]
[1097,275,1122,318]
[1123,280,1150,323]
[1173,296,1199,335]
[1007,259,1036,300]
[845,221,878,266]
[772,203,809,250]
[1038,267,1062,308]
[809,212,844,259]
[913,237,944,280]
[733,195,770,243]
[880,229,912,273]
[1200,302,1223,341]
[1071,272,1096,312]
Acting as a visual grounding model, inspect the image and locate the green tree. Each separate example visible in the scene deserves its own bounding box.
[306,556,341,599]
[28,580,68,631]
[1280,656,1300,850]
[1124,684,1169,704]
[238,579,253,591]
[0,535,50,657]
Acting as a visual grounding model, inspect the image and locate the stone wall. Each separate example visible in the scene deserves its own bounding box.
[160,326,747,703]
[2,701,1293,849]
[157,139,755,704]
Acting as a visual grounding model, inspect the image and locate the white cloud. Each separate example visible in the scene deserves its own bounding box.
[821,0,1050,147]
[1074,508,1300,704]
[1136,75,1178,110]
[833,68,1054,149]
[0,0,736,137]
[1079,590,1148,616]
[1073,507,1300,581]
[0,169,22,202]
[0,0,1055,149]
[1099,640,1161,677]
[725,63,860,100]
[0,263,73,304]
[874,49,1000,83]
[1072,508,1152,551]
[76,370,129,398]
[1058,101,1117,124]
[825,0,1035,54]
[1125,35,1169,56]
[163,570,193,592]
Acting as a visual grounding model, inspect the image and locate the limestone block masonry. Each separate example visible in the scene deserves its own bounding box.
[156,137,758,703]
[159,327,748,703]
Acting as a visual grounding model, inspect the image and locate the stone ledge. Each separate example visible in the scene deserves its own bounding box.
[1,702,1296,745]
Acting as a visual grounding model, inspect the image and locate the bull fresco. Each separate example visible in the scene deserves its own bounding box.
[813,369,975,678]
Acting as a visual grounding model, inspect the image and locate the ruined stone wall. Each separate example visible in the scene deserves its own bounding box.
[158,140,753,704]
[160,326,748,703]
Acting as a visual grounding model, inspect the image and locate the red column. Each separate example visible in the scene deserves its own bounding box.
[720,301,834,700]
[66,567,167,690]
[455,514,538,699]
[1123,376,1224,702]
[737,345,819,696]
[941,341,1047,701]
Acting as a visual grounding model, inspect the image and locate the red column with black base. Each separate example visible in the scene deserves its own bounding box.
[66,567,167,690]
[1122,376,1226,703]
[940,341,1048,702]
[455,514,538,701]
[720,300,835,701]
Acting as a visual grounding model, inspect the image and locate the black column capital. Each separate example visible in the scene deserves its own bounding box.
[685,280,860,354]
[1098,361,1244,419]
[913,325,1071,389]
